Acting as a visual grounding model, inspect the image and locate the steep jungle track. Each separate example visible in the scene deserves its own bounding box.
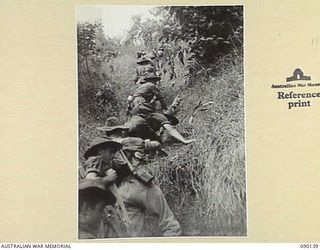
[78,5,245,236]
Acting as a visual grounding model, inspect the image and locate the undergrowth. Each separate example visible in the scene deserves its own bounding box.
[78,50,246,236]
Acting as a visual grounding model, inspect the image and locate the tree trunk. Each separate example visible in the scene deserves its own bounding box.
[85,54,94,87]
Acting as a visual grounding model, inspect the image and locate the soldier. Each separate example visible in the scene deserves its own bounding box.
[126,112,195,145]
[97,117,168,158]
[134,56,157,85]
[148,50,161,73]
[78,178,116,239]
[84,137,121,181]
[95,117,181,237]
[81,137,130,237]
[131,71,167,115]
[128,72,195,145]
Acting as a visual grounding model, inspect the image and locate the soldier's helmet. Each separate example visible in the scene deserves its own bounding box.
[79,179,116,206]
[138,65,160,83]
[84,136,122,159]
[97,117,129,133]
[137,64,158,84]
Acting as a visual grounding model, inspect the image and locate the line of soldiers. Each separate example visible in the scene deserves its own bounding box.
[78,52,195,239]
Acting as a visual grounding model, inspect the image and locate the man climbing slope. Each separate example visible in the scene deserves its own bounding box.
[128,70,195,145]
[83,129,181,237]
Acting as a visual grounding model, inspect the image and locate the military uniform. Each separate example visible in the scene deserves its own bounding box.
[115,137,160,154]
[126,113,179,142]
[131,63,167,114]
[78,178,118,239]
[117,177,181,237]
[131,82,164,115]
[133,82,163,103]
[83,147,181,237]
[98,116,162,149]
[135,64,157,84]
[134,56,157,84]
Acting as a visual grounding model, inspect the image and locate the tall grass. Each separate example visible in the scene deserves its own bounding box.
[141,53,246,236]
[78,48,246,236]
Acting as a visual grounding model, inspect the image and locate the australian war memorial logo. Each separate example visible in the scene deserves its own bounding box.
[271,68,320,109]
[286,68,311,82]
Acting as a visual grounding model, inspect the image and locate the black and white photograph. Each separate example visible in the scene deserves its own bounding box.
[77,5,245,239]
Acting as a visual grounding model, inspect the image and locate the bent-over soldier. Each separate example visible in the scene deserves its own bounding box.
[128,70,195,144]
[126,111,195,145]
[78,178,116,239]
[95,117,181,236]
[83,134,181,237]
[134,56,157,84]
[130,71,167,115]
[98,117,167,159]
[81,137,128,238]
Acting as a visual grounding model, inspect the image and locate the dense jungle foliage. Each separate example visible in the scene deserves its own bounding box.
[78,6,245,236]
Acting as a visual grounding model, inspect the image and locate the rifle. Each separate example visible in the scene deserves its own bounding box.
[102,206,128,238]
[119,149,154,184]
[108,183,132,234]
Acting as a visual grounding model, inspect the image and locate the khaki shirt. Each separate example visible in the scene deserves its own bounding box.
[133,82,163,103]
[118,137,149,152]
[84,155,131,184]
[135,64,156,83]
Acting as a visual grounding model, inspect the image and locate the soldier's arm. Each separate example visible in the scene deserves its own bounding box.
[159,98,167,110]
[84,157,116,183]
[84,157,101,178]
[86,169,117,183]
